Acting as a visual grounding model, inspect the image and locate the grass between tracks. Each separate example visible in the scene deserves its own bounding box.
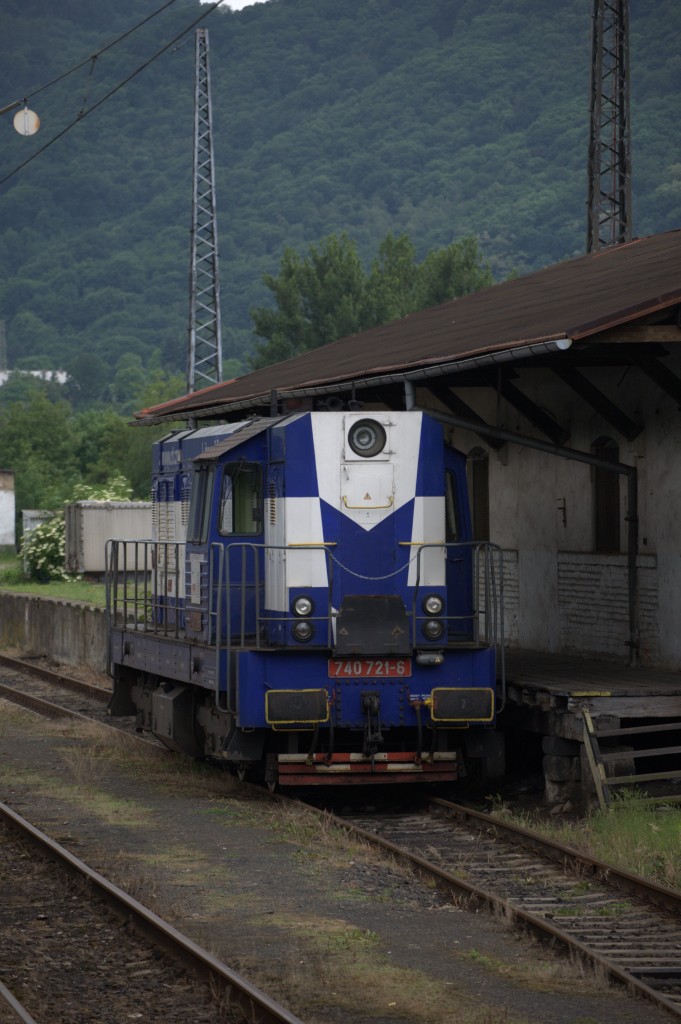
[491,789,681,891]
[0,709,613,1024]
[0,551,106,604]
[1,555,678,887]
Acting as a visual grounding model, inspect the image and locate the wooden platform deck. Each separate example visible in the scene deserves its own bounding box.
[503,649,681,724]
[504,649,681,697]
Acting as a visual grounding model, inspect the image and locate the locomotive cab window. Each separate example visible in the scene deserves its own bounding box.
[219,462,262,535]
[187,466,214,544]
[445,470,462,543]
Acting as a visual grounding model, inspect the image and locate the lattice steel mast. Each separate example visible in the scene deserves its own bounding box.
[187,28,222,392]
[586,0,632,251]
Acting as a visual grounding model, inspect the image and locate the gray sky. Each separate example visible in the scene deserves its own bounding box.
[202,0,270,9]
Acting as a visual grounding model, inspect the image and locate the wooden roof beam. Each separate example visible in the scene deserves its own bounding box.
[633,351,681,407]
[425,381,504,450]
[556,366,642,440]
[589,324,681,344]
[491,375,569,445]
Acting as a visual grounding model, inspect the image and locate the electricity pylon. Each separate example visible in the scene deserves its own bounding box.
[586,0,632,251]
[187,28,222,392]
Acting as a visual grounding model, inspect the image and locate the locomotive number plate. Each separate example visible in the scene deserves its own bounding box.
[328,658,412,679]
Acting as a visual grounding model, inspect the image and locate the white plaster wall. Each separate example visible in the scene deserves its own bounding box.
[419,346,681,668]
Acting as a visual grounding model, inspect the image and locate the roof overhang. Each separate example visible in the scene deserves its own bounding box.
[133,229,681,425]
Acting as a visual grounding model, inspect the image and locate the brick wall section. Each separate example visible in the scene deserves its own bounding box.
[0,592,108,674]
[499,550,519,646]
[557,552,659,661]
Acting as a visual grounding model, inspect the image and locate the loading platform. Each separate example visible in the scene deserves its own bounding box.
[504,649,681,728]
[502,650,681,805]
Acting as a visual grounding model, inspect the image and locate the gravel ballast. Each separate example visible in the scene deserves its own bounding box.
[0,698,671,1024]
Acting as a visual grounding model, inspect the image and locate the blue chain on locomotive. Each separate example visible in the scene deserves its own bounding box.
[107,411,503,786]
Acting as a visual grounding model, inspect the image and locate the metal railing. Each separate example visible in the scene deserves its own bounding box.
[215,542,335,648]
[411,541,505,712]
[107,539,505,707]
[411,541,504,647]
[106,539,185,639]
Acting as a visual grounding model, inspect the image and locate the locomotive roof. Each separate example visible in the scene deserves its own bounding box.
[136,228,681,424]
[192,416,285,460]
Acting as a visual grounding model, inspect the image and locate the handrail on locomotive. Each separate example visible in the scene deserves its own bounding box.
[105,537,505,711]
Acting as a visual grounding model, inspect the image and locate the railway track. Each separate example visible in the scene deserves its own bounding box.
[0,652,135,733]
[5,650,681,1018]
[0,801,304,1024]
[339,798,681,1019]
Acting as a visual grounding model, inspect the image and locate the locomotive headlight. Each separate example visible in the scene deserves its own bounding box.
[293,595,314,617]
[422,619,444,640]
[292,621,314,642]
[348,419,387,458]
[422,594,444,616]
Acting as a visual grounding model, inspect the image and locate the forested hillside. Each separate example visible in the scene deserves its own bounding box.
[1,0,680,406]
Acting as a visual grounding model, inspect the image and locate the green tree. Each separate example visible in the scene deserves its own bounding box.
[416,236,494,305]
[0,391,81,513]
[74,408,161,500]
[250,231,492,368]
[251,234,367,367]
[363,233,421,323]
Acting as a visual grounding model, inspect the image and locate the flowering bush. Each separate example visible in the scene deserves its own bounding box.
[20,475,133,582]
[21,512,66,582]
[72,475,132,504]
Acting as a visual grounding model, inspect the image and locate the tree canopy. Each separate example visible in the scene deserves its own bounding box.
[0,0,679,401]
[0,370,183,527]
[251,232,492,367]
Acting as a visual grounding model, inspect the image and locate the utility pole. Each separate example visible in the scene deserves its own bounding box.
[187,28,222,393]
[586,0,632,251]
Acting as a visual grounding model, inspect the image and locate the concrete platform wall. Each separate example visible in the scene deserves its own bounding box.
[0,592,107,674]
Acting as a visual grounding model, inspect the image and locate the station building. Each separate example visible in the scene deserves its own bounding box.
[136,228,681,804]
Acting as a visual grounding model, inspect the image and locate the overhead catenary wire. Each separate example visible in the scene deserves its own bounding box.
[0,0,228,187]
[4,0,182,113]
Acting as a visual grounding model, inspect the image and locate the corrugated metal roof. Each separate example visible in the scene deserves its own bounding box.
[137,229,681,423]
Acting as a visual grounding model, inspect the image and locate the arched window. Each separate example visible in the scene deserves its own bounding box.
[591,436,620,553]
[466,447,490,541]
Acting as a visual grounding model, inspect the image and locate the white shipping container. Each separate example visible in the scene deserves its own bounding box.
[65,501,153,574]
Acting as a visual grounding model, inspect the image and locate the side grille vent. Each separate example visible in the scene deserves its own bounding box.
[181,477,191,527]
[269,481,277,526]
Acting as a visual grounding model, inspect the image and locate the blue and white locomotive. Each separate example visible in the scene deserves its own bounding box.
[107,410,504,787]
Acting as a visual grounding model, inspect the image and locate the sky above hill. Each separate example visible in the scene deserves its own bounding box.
[205,0,270,8]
